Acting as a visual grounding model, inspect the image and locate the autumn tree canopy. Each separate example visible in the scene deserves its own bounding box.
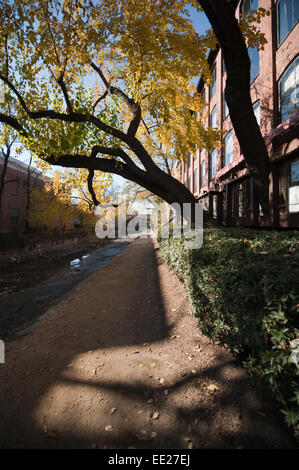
[0,0,270,213]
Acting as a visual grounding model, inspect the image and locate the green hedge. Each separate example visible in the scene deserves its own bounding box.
[158,225,299,438]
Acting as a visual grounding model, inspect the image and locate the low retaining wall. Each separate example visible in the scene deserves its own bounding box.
[0,231,99,264]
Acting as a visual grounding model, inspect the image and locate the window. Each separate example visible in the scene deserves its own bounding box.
[289,159,299,213]
[243,0,258,15]
[223,95,229,120]
[248,46,259,82]
[277,0,299,45]
[200,160,206,187]
[224,130,234,166]
[278,56,299,123]
[193,168,198,193]
[210,149,217,180]
[238,180,250,218]
[210,105,217,128]
[222,56,226,76]
[9,208,19,226]
[211,66,216,98]
[185,163,188,187]
[253,100,261,125]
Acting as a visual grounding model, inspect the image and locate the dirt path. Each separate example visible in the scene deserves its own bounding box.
[0,238,295,449]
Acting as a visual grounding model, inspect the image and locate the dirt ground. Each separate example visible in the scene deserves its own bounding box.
[0,238,295,449]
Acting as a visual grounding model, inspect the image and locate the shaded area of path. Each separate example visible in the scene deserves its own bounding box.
[0,238,295,449]
[0,239,130,339]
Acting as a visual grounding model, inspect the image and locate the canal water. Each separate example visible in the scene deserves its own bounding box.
[0,239,131,339]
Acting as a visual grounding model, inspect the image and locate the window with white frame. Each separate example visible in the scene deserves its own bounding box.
[210,149,217,180]
[253,100,261,125]
[248,46,259,83]
[277,0,299,46]
[278,56,299,123]
[224,130,234,166]
[223,95,229,120]
[193,168,198,193]
[222,56,226,76]
[243,0,258,15]
[210,105,217,128]
[200,160,206,187]
[289,159,299,213]
[211,66,216,98]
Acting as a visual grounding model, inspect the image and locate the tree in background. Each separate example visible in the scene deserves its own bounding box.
[0,0,270,216]
[27,170,100,232]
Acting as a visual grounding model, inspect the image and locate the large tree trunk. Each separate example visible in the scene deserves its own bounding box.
[198,0,271,214]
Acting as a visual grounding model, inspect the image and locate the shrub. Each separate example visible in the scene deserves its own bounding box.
[158,225,299,438]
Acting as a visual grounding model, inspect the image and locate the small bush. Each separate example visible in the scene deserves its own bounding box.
[158,225,299,437]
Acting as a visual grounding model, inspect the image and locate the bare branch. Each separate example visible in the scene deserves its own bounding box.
[91,61,142,137]
[91,62,110,88]
[57,75,74,114]
[0,112,29,137]
[87,169,100,206]
[92,89,108,112]
[108,85,142,137]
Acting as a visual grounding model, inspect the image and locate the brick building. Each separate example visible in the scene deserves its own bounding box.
[177,0,299,228]
[0,153,45,233]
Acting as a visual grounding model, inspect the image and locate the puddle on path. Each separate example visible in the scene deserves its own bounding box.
[0,239,131,339]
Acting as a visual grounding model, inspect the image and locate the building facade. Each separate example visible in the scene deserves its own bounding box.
[0,153,45,233]
[177,0,299,228]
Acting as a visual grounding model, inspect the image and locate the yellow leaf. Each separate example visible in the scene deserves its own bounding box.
[207,384,219,393]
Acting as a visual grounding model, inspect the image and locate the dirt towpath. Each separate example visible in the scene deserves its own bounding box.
[0,238,295,449]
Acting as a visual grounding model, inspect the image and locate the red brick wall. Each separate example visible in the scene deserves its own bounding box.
[179,0,299,228]
[0,161,44,234]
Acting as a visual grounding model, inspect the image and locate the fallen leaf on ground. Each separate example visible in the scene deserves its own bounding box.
[152,411,159,420]
[132,350,139,354]
[105,425,113,432]
[139,363,143,368]
[207,384,219,393]
[151,363,157,368]
[47,431,59,439]
[159,378,165,384]
[151,432,157,439]
[188,442,193,449]
[147,398,154,404]
[110,408,117,415]
[194,418,199,425]
[164,390,169,396]
[143,343,149,346]
[170,335,177,339]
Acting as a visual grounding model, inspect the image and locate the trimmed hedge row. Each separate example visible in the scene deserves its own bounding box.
[158,225,299,438]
